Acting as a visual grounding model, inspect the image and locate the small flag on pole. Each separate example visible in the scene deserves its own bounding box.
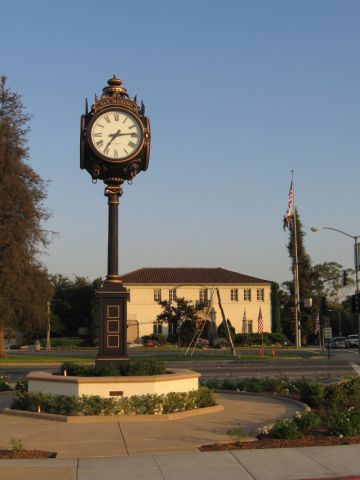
[242,309,247,334]
[314,312,320,335]
[283,175,294,230]
[257,307,263,334]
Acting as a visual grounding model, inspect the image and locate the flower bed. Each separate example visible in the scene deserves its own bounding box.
[11,386,216,416]
[201,376,360,448]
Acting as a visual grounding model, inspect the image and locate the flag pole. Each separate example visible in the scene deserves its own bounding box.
[292,171,301,348]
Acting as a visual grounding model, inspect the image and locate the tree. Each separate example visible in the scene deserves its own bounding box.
[283,208,314,342]
[311,262,354,302]
[271,282,282,333]
[50,275,100,343]
[156,297,202,342]
[0,77,51,355]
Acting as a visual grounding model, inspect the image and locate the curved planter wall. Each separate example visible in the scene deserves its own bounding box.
[27,368,200,399]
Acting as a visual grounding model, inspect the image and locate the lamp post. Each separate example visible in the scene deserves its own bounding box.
[311,226,359,351]
[46,301,51,352]
[328,309,342,336]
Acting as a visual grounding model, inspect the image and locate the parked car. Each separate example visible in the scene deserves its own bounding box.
[345,334,359,348]
[331,336,347,349]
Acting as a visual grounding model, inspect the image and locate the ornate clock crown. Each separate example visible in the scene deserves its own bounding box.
[102,75,128,98]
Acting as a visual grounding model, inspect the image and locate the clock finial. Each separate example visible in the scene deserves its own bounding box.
[102,75,127,97]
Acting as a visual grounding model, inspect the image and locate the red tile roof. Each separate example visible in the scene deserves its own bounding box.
[121,267,271,285]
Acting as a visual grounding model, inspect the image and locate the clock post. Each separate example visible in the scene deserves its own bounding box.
[80,76,150,370]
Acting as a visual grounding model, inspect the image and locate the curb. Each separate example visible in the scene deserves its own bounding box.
[3,404,224,423]
[217,390,310,412]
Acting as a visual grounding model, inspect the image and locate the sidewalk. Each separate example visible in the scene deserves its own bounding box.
[0,392,359,479]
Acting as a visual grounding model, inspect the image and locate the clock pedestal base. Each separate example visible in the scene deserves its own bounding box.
[95,279,129,372]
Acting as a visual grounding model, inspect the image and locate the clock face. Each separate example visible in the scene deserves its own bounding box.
[89,109,142,160]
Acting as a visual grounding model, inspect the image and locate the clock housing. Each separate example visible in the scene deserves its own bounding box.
[80,76,150,182]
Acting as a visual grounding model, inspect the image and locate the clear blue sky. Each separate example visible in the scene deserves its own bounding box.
[1,0,359,285]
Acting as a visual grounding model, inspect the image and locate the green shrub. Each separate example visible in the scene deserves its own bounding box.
[217,320,236,343]
[348,407,360,433]
[0,375,11,391]
[296,379,325,407]
[323,383,348,410]
[11,386,215,416]
[60,360,166,377]
[269,333,288,345]
[326,412,354,437]
[262,377,294,395]
[151,333,167,344]
[98,364,123,376]
[128,359,166,376]
[295,410,321,433]
[51,337,84,348]
[212,338,229,349]
[61,362,95,376]
[241,377,266,393]
[194,385,216,407]
[267,419,302,439]
[10,437,23,452]
[15,378,28,392]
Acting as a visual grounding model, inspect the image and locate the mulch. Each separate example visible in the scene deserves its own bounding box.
[0,449,56,459]
[200,435,360,451]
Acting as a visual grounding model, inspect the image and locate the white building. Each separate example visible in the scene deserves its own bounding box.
[122,267,272,343]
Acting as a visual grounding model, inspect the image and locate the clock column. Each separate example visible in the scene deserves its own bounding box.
[80,75,150,372]
[95,179,129,371]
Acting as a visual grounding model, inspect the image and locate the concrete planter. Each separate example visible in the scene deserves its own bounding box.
[27,368,200,399]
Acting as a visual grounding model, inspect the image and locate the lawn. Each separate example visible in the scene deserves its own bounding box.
[0,347,323,363]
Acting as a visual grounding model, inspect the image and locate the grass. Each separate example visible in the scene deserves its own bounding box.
[0,348,323,364]
[0,354,95,363]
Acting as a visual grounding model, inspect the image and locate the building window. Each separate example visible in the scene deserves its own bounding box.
[169,289,177,302]
[257,289,264,301]
[244,289,251,301]
[154,289,161,302]
[153,322,163,334]
[199,288,208,304]
[230,289,238,301]
[247,320,253,333]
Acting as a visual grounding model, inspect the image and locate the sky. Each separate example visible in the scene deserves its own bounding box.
[1,0,360,285]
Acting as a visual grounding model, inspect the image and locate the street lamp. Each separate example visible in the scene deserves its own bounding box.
[328,309,342,336]
[311,226,359,351]
[46,301,51,352]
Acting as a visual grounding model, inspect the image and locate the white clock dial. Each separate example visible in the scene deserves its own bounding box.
[90,110,142,160]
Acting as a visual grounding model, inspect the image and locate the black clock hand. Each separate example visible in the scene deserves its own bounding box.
[104,130,122,149]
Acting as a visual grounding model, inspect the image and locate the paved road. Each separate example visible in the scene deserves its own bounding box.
[1,349,360,381]
[175,349,360,379]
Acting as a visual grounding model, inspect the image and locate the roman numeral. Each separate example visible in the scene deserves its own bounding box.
[128,124,136,129]
[114,149,119,158]
[96,140,104,147]
[97,124,104,128]
[123,117,128,124]
[104,146,110,155]
[93,133,102,137]
[130,133,138,138]
[124,148,129,154]
[104,115,110,123]
[128,141,136,148]
[114,112,119,121]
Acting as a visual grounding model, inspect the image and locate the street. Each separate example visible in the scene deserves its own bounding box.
[0,348,359,382]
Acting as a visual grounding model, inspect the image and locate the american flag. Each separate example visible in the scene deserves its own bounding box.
[283,176,294,229]
[257,307,263,334]
[242,309,247,334]
[314,312,320,335]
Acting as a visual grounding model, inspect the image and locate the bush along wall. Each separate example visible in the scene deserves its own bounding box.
[205,375,360,439]
[60,359,166,377]
[11,386,216,416]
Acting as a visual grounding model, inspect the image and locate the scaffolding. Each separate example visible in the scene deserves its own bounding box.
[184,288,239,358]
